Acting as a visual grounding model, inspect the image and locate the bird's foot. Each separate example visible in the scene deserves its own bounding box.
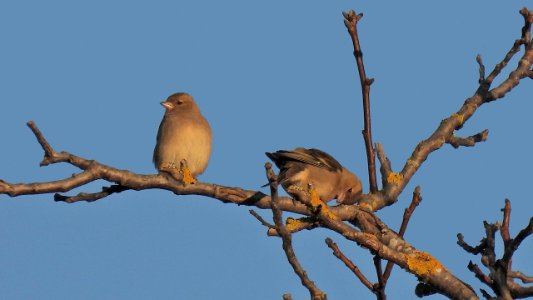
[308,185,338,220]
[308,187,323,208]
[287,184,306,205]
[180,159,197,185]
[158,160,197,185]
[287,184,338,220]
[159,164,183,182]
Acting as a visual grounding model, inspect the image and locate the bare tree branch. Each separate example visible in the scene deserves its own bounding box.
[382,186,422,284]
[249,209,275,229]
[446,130,489,149]
[283,189,478,299]
[457,234,486,255]
[265,163,327,300]
[459,199,533,299]
[2,7,532,300]
[373,256,386,300]
[361,8,533,211]
[343,10,378,194]
[325,238,374,292]
[468,261,494,287]
[266,217,319,236]
[506,216,533,262]
[509,271,533,284]
[54,184,130,203]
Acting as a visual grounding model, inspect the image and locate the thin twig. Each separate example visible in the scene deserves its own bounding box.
[476,54,486,83]
[468,261,494,286]
[501,199,511,243]
[26,121,56,165]
[373,256,386,300]
[267,217,319,236]
[325,237,374,291]
[446,130,489,148]
[375,143,393,191]
[457,234,486,255]
[265,163,326,300]
[504,216,533,263]
[510,271,533,283]
[249,209,275,229]
[342,10,378,194]
[54,184,130,203]
[480,289,494,300]
[382,186,422,283]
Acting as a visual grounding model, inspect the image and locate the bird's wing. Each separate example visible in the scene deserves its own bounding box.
[266,148,342,172]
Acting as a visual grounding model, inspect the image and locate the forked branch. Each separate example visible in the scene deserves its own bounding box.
[365,7,533,211]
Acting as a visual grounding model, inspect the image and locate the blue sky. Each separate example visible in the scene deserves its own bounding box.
[1,1,532,299]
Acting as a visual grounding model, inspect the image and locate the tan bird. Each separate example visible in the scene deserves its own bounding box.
[266,148,362,205]
[153,92,212,184]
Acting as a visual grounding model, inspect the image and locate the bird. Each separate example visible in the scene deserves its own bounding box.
[266,148,362,205]
[153,92,212,184]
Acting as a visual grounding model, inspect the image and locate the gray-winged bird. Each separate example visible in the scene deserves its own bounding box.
[266,148,362,205]
[153,92,212,184]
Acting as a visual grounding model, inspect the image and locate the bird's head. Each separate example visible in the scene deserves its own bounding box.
[336,169,363,205]
[161,92,200,115]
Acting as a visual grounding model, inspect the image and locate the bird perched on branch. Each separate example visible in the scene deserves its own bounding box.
[266,148,362,205]
[153,92,212,184]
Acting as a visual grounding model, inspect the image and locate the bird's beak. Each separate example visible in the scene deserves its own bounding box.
[160,101,175,111]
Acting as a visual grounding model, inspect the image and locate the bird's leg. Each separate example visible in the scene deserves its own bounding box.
[180,159,197,184]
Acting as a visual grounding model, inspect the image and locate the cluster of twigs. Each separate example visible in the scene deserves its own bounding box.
[1,7,533,300]
[457,199,533,299]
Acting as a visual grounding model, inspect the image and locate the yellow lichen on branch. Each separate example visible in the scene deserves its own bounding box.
[387,172,403,184]
[406,250,445,276]
[286,217,311,231]
[309,188,339,220]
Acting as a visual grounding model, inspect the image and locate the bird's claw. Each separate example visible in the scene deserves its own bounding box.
[180,159,197,185]
[159,160,197,185]
[308,185,338,220]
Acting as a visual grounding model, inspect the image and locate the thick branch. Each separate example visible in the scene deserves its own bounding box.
[317,209,477,299]
[262,186,476,300]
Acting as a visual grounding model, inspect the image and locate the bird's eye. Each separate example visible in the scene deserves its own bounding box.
[177,99,184,105]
